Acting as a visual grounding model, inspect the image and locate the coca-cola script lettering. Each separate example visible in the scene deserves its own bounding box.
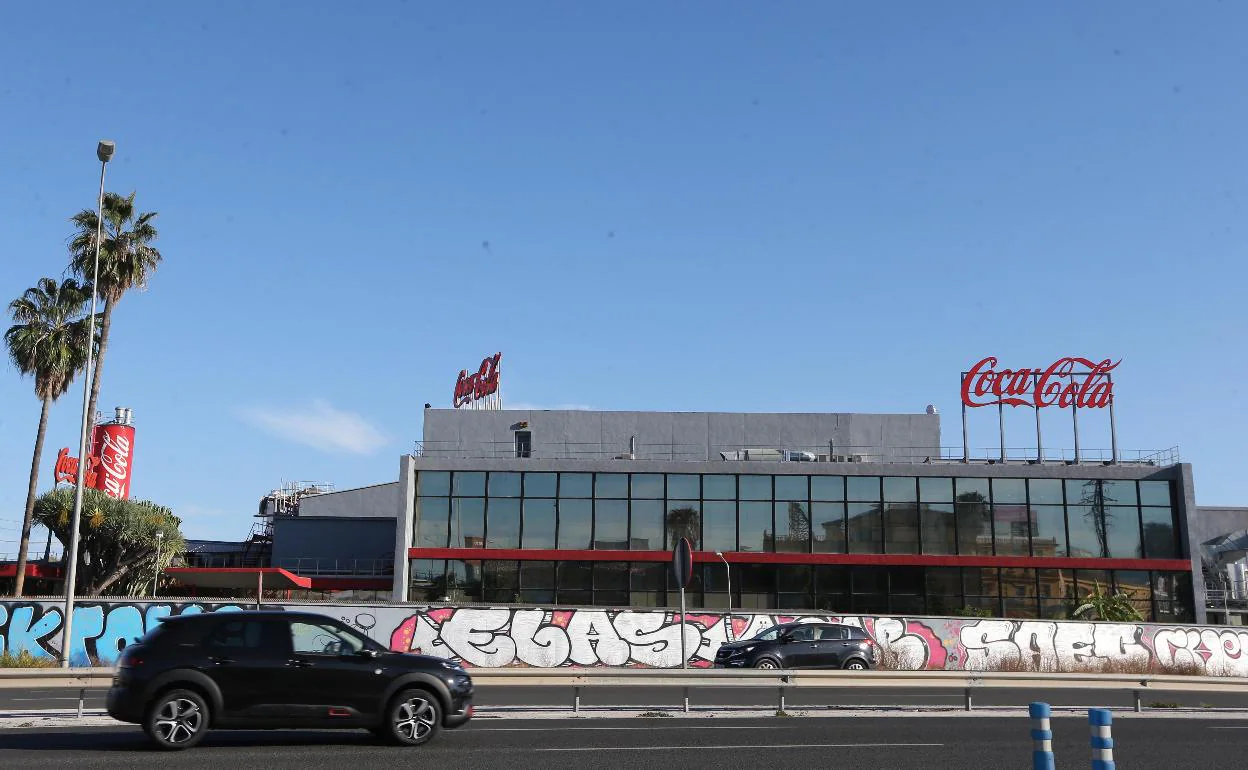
[454,353,502,408]
[961,357,1119,409]
[53,447,99,487]
[96,431,131,498]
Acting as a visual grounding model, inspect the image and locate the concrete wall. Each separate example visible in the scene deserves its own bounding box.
[1192,506,1248,548]
[271,517,395,568]
[1,599,1240,673]
[421,409,942,462]
[297,483,399,519]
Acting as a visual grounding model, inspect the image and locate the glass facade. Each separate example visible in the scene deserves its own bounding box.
[411,471,1190,619]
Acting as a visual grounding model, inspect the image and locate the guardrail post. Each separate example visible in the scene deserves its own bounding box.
[964,688,973,712]
[573,686,580,713]
[1030,702,1054,770]
[1133,690,1141,713]
[1089,708,1115,770]
[683,687,690,714]
[77,688,85,719]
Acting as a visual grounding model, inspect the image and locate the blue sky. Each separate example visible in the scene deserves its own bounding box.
[1,1,1245,548]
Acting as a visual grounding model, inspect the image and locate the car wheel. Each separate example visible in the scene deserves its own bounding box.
[143,689,209,751]
[754,659,780,670]
[843,659,868,671]
[383,689,442,746]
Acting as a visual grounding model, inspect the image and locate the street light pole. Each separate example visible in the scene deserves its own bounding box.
[152,531,164,597]
[715,551,732,641]
[60,140,113,668]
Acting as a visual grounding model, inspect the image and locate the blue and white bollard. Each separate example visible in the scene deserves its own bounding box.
[1089,708,1115,770]
[1030,702,1055,770]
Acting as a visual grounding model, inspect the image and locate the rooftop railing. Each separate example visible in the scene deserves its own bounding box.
[412,440,1180,467]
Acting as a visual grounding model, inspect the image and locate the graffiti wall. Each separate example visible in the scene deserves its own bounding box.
[1,600,1244,675]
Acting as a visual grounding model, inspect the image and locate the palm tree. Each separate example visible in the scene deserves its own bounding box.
[5,278,94,596]
[68,191,162,428]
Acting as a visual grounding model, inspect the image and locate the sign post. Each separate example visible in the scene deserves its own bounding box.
[672,537,693,669]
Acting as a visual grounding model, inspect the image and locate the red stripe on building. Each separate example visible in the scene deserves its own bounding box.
[408,547,1191,572]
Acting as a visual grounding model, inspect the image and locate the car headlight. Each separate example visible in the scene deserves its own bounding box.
[439,659,465,671]
[728,646,754,656]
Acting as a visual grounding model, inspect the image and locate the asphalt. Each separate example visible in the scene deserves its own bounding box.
[2,717,1246,769]
[6,684,1248,713]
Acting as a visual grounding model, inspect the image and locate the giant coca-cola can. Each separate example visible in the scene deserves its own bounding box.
[92,413,136,499]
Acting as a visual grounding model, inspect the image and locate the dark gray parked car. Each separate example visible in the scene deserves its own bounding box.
[713,622,878,670]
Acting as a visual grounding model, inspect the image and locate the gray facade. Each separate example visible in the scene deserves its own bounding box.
[297,483,399,519]
[419,409,941,463]
[272,516,395,573]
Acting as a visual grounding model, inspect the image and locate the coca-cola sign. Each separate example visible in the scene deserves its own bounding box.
[454,353,502,408]
[91,423,136,499]
[961,356,1119,409]
[53,447,99,487]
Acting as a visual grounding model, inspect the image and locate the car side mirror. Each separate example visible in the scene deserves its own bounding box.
[358,648,380,659]
[780,635,794,644]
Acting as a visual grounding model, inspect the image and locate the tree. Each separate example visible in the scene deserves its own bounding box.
[68,191,162,429]
[665,506,700,548]
[5,278,94,596]
[33,487,184,596]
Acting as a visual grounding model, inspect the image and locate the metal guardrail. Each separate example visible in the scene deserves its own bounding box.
[6,667,1247,718]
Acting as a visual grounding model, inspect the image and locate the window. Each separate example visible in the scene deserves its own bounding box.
[449,498,485,548]
[452,472,486,497]
[885,503,920,554]
[883,477,917,503]
[704,475,736,500]
[1103,506,1143,559]
[920,502,955,555]
[488,472,521,497]
[630,474,663,499]
[992,503,1030,556]
[991,479,1026,505]
[204,619,267,650]
[514,431,532,458]
[289,620,374,656]
[1139,481,1172,507]
[446,560,482,602]
[811,476,844,501]
[484,561,519,603]
[812,502,846,553]
[1028,479,1063,505]
[919,477,953,503]
[1066,503,1104,558]
[524,472,557,497]
[737,563,773,608]
[819,625,849,641]
[630,500,665,550]
[668,474,700,499]
[559,473,592,498]
[787,625,817,642]
[1030,505,1068,558]
[630,562,665,607]
[847,503,882,553]
[558,561,592,598]
[926,568,961,617]
[753,626,783,642]
[847,476,880,502]
[486,498,520,548]
[739,475,771,501]
[1101,480,1138,506]
[703,501,736,552]
[956,487,991,556]
[738,501,772,552]
[522,499,557,548]
[1141,507,1178,558]
[775,475,808,501]
[594,500,629,548]
[665,501,701,549]
[595,473,628,499]
[558,499,592,549]
[414,497,450,548]
[418,471,450,497]
[776,501,811,552]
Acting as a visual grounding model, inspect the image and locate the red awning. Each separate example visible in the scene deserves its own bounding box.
[164,567,312,589]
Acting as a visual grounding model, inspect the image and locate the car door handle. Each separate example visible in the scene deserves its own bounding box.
[287,659,315,668]
[208,656,235,666]
[809,644,820,649]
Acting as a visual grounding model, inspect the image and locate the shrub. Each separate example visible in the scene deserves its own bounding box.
[0,651,56,668]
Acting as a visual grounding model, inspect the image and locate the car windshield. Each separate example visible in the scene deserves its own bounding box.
[752,625,785,642]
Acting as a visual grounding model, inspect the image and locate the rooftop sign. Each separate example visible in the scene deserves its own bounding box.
[961,356,1119,409]
[454,353,503,410]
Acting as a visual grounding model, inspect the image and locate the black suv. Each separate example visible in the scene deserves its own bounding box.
[713,622,877,670]
[106,611,473,750]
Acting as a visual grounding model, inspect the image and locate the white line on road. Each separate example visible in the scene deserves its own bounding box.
[476,726,789,731]
[539,743,943,751]
[1208,726,1248,729]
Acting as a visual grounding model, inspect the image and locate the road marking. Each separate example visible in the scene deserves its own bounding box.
[8,698,99,702]
[539,743,943,751]
[1208,726,1248,729]
[477,725,788,731]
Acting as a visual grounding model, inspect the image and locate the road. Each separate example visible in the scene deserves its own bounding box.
[6,684,1248,712]
[3,717,1247,769]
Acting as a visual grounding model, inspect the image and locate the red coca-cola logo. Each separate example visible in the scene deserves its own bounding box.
[91,424,135,499]
[53,447,99,487]
[454,353,502,408]
[961,356,1119,409]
